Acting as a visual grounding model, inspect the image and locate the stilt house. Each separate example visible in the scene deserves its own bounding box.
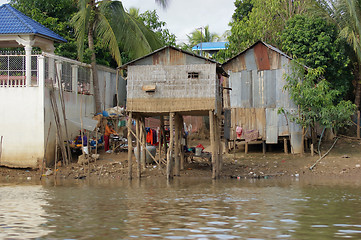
[222,41,303,154]
[120,46,228,179]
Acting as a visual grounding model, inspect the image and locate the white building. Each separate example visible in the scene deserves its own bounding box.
[0,4,123,168]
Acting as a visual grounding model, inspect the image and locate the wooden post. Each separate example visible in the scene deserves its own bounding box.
[311,143,314,157]
[136,117,141,178]
[180,116,185,170]
[262,140,266,155]
[215,115,221,177]
[245,142,248,154]
[167,112,174,180]
[54,132,58,179]
[127,112,133,179]
[209,110,216,179]
[284,138,288,154]
[95,129,98,157]
[140,117,146,170]
[174,114,180,176]
[357,111,360,139]
[159,116,164,164]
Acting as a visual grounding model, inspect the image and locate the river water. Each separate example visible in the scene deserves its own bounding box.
[1,177,361,239]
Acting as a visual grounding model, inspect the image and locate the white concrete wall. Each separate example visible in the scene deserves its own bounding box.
[0,53,120,168]
[0,87,45,168]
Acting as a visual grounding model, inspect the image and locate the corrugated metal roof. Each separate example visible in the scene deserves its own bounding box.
[120,45,219,68]
[223,41,292,66]
[119,45,228,77]
[0,4,67,43]
[192,42,228,51]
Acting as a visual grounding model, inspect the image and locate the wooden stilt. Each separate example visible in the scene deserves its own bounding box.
[311,143,314,157]
[163,116,168,157]
[141,117,146,170]
[174,114,180,176]
[54,132,58,179]
[215,115,221,177]
[262,140,266,155]
[284,138,288,154]
[159,116,164,164]
[127,112,133,179]
[217,116,223,174]
[245,142,248,154]
[167,112,175,180]
[209,110,216,179]
[180,115,185,170]
[136,117,141,178]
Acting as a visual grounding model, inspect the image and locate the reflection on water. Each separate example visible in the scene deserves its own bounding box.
[0,185,52,239]
[1,178,361,239]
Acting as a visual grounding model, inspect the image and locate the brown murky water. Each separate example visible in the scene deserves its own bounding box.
[1,177,361,239]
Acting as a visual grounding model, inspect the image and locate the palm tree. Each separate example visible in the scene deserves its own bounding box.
[71,0,167,113]
[314,0,361,109]
[187,25,219,47]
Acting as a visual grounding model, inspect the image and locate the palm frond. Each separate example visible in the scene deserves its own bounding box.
[70,0,92,61]
[155,0,169,8]
[95,12,122,66]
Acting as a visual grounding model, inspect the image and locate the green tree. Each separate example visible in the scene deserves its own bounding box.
[283,60,356,148]
[281,15,353,97]
[71,0,165,113]
[232,0,253,22]
[138,9,176,46]
[10,0,78,59]
[226,0,311,58]
[313,0,361,109]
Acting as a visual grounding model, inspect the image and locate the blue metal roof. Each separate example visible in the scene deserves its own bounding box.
[192,42,228,51]
[0,4,67,43]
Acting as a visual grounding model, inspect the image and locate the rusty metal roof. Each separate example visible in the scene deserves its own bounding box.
[119,45,228,77]
[120,45,218,67]
[223,41,292,66]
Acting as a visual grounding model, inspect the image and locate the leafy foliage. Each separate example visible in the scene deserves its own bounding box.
[283,60,356,133]
[138,10,176,46]
[281,14,353,97]
[232,0,253,22]
[10,0,78,59]
[225,0,311,59]
[313,0,361,109]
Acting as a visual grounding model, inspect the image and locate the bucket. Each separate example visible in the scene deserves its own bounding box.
[195,147,202,156]
[134,146,156,164]
[83,146,89,155]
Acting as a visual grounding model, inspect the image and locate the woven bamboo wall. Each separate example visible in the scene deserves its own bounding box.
[127,64,218,113]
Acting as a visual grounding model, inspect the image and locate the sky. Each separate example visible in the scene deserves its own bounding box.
[0,0,236,44]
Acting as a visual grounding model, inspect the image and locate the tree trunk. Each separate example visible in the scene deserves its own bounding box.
[354,63,361,110]
[88,26,102,113]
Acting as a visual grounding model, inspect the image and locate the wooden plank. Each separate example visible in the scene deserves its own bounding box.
[142,85,156,92]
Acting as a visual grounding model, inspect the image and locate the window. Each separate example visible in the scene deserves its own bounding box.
[188,72,199,79]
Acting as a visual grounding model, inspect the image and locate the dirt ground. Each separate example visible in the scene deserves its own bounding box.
[1,137,361,182]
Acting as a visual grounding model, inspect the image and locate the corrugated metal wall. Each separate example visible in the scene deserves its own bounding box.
[224,42,303,153]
